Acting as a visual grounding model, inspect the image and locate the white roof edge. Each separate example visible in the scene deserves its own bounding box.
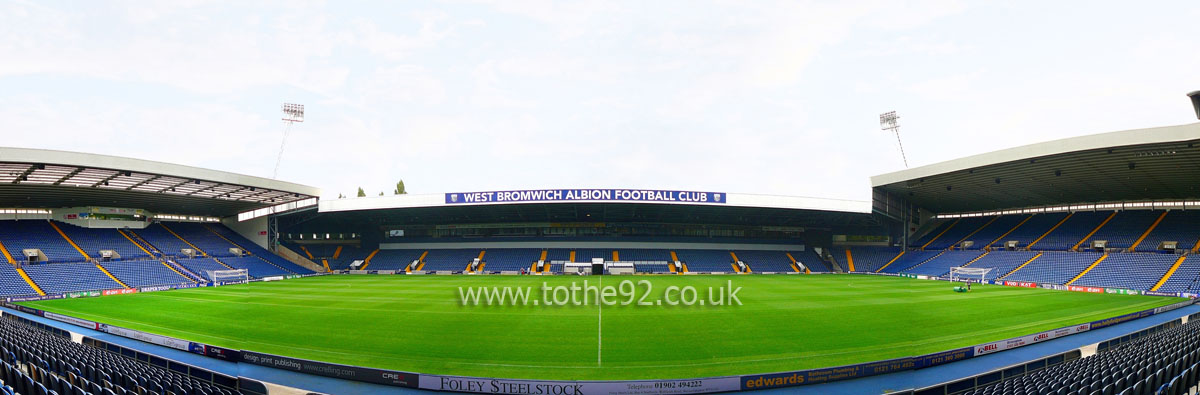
[318,192,872,214]
[869,122,1200,187]
[0,147,321,197]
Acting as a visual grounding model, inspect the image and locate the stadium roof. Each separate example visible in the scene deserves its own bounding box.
[870,122,1200,213]
[0,147,320,217]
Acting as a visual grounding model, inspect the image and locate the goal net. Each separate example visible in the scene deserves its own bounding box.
[948,267,991,283]
[207,269,249,284]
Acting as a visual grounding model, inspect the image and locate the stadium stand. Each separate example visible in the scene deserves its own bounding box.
[846,247,901,272]
[365,249,424,270]
[0,314,235,395]
[1033,211,1111,251]
[674,249,732,272]
[923,216,994,250]
[22,263,123,294]
[545,248,571,262]
[791,250,832,272]
[0,265,37,297]
[218,256,292,278]
[901,250,986,278]
[175,258,235,282]
[422,249,482,271]
[203,225,312,274]
[1080,210,1161,251]
[960,318,1200,395]
[910,220,956,248]
[131,224,197,258]
[1071,253,1178,290]
[100,261,192,288]
[999,252,1103,284]
[1137,210,1200,253]
[956,215,1028,250]
[1157,256,1200,294]
[734,250,797,272]
[482,248,540,271]
[0,221,86,263]
[1004,212,1070,249]
[879,250,942,273]
[573,248,611,262]
[617,249,671,262]
[55,222,150,261]
[963,251,1040,280]
[162,222,240,257]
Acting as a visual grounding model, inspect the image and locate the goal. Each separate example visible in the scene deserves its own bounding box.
[948,267,991,283]
[207,269,249,284]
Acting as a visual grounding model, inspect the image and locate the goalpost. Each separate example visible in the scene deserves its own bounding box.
[207,269,249,284]
[948,267,991,283]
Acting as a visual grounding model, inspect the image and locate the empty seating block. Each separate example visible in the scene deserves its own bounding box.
[1137,211,1200,252]
[101,261,191,288]
[964,251,1038,280]
[0,220,85,263]
[367,249,425,270]
[1072,253,1177,290]
[618,249,671,262]
[959,215,1028,249]
[204,224,313,274]
[847,246,902,272]
[910,220,955,248]
[792,250,832,272]
[1001,252,1102,284]
[23,263,122,294]
[0,316,235,395]
[879,250,941,273]
[162,222,240,257]
[176,258,232,281]
[961,318,1200,395]
[734,250,797,272]
[1082,211,1160,250]
[0,264,37,296]
[924,216,995,250]
[56,222,149,261]
[901,250,985,277]
[422,249,482,271]
[133,224,196,258]
[1033,212,1111,250]
[219,256,291,278]
[1157,256,1200,294]
[1002,212,1069,248]
[675,249,733,272]
[482,249,541,271]
[573,248,611,262]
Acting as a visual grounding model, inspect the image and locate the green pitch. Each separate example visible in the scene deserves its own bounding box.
[19,275,1179,380]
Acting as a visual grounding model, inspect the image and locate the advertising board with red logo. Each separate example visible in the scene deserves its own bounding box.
[102,288,139,296]
[1067,285,1104,293]
[974,323,1091,355]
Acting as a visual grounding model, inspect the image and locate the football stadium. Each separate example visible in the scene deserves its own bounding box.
[0,115,1198,395]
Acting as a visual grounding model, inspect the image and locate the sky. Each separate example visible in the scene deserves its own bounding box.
[2,1,1198,203]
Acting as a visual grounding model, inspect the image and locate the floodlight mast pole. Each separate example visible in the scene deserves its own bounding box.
[880,111,909,168]
[274,103,305,179]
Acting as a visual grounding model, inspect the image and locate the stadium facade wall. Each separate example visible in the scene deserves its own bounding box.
[379,241,805,251]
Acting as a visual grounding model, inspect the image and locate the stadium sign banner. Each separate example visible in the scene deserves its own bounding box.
[99,324,192,352]
[102,288,139,296]
[1145,291,1180,297]
[1067,285,1104,293]
[1089,310,1153,330]
[6,295,64,303]
[240,350,419,388]
[444,189,726,205]
[420,375,741,394]
[1154,299,1195,315]
[973,323,1090,356]
[914,347,974,369]
[1003,281,1037,288]
[740,357,915,390]
[43,311,99,330]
